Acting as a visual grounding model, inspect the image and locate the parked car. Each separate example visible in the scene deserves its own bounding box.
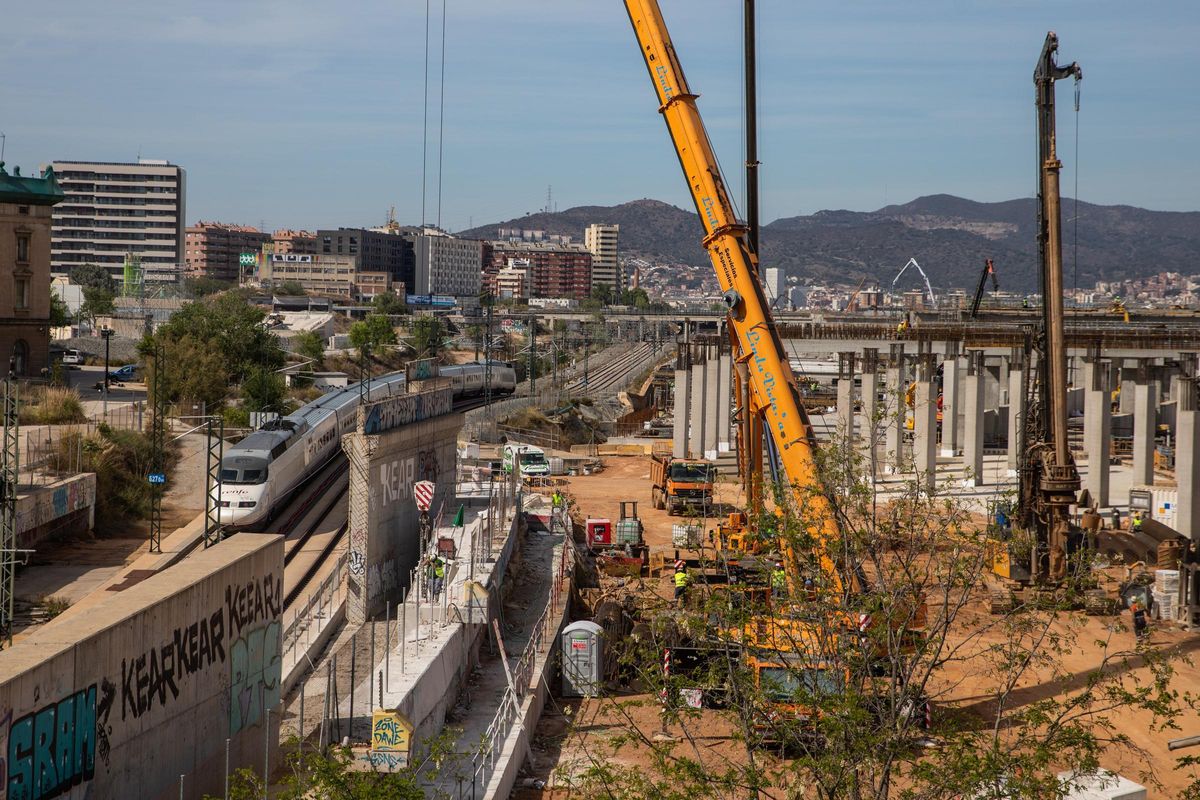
[107,364,141,383]
[59,349,84,366]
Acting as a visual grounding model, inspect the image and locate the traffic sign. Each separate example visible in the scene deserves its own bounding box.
[413,480,435,512]
[147,473,166,485]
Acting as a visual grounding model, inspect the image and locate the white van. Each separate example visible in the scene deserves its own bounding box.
[502,444,550,478]
[60,349,84,366]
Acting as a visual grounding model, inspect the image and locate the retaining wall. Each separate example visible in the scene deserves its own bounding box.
[0,535,284,800]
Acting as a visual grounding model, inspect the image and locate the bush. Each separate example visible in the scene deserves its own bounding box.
[59,426,178,535]
[19,387,87,425]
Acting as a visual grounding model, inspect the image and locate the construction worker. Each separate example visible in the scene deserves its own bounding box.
[552,490,564,509]
[428,554,446,598]
[896,319,909,337]
[1132,512,1144,533]
[771,562,788,597]
[1130,598,1148,642]
[1111,507,1122,530]
[673,564,690,603]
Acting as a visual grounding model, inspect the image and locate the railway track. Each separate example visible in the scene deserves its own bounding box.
[565,342,656,396]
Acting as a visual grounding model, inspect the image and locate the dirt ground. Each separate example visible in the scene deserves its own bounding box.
[523,453,1200,797]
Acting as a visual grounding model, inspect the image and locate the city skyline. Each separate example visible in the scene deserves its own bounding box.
[2,1,1197,234]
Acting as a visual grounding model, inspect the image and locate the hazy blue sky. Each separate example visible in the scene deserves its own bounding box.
[2,1,1197,233]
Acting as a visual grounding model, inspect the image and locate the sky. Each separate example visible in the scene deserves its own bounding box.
[2,1,1198,233]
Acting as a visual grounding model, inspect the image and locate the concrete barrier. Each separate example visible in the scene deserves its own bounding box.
[0,535,284,800]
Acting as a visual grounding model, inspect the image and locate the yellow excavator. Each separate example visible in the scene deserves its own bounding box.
[624,0,923,730]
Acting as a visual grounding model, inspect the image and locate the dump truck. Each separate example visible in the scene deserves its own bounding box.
[650,455,715,516]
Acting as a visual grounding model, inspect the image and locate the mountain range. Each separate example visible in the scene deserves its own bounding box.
[458,195,1200,292]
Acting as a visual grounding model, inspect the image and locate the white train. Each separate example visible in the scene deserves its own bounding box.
[214,361,516,528]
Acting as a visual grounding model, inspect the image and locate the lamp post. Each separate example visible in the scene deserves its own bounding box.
[101,327,114,419]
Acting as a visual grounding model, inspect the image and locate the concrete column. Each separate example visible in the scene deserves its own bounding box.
[1007,350,1025,473]
[703,345,720,459]
[964,350,986,486]
[860,348,880,473]
[885,344,907,473]
[1119,364,1136,414]
[913,355,938,492]
[672,363,691,459]
[1131,361,1158,487]
[940,342,962,457]
[689,354,706,459]
[1175,356,1200,540]
[717,350,732,452]
[836,352,857,453]
[998,356,1011,405]
[1083,357,1112,508]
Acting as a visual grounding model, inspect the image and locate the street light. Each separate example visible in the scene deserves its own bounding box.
[100,327,114,418]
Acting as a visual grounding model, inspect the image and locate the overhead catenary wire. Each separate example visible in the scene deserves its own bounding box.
[421,0,431,227]
[436,0,447,230]
[1072,77,1081,301]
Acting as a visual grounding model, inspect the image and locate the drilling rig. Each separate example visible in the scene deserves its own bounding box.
[993,32,1084,590]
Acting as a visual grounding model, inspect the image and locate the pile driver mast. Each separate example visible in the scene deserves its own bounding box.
[1016,32,1083,583]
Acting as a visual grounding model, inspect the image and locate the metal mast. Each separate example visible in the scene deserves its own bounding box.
[1023,31,1083,582]
[0,359,18,646]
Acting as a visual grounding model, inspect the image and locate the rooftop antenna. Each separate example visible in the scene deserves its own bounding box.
[546,185,552,214]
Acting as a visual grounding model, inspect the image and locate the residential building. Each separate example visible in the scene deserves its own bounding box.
[584,223,620,293]
[764,267,785,309]
[50,159,186,281]
[495,259,531,299]
[412,232,483,297]
[272,229,318,255]
[0,163,64,375]
[317,227,414,292]
[184,221,270,281]
[484,241,592,300]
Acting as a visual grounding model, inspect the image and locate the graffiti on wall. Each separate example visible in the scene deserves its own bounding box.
[15,477,96,547]
[4,686,96,800]
[229,621,282,735]
[0,571,284,800]
[377,449,443,506]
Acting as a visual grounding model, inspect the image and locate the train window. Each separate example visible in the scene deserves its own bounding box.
[220,469,239,482]
[242,469,264,483]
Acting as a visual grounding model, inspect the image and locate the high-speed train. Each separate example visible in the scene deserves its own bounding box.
[214,361,516,528]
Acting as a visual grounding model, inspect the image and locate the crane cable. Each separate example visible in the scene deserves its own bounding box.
[436,0,447,231]
[421,0,430,226]
[1072,76,1081,301]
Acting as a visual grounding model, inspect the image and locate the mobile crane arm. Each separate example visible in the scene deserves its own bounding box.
[624,0,841,594]
[970,259,999,319]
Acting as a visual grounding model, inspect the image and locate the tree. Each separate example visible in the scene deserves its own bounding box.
[184,276,235,297]
[70,263,115,293]
[278,281,307,296]
[620,287,651,309]
[156,293,284,382]
[408,315,446,358]
[349,314,397,357]
[50,291,71,327]
[558,413,1192,799]
[241,366,286,413]
[372,292,406,316]
[78,286,114,328]
[294,331,325,366]
[209,746,424,800]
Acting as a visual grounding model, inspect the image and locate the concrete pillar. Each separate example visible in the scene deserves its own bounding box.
[998,356,1011,405]
[1176,355,1200,540]
[860,348,880,473]
[689,353,706,459]
[1132,361,1157,487]
[913,355,938,492]
[885,344,907,473]
[940,342,962,457]
[1007,350,1025,473]
[344,398,463,624]
[836,352,857,453]
[703,345,720,459]
[672,362,691,459]
[717,350,732,452]
[1119,364,1136,414]
[1083,356,1112,508]
[964,350,986,486]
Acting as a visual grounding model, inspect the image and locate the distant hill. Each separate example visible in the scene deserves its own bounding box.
[460,195,1200,292]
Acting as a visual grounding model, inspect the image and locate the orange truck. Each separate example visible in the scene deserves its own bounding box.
[650,455,715,516]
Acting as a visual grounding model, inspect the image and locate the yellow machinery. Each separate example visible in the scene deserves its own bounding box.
[623,0,924,727]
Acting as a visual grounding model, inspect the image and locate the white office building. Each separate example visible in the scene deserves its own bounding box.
[49,159,186,281]
[413,232,483,297]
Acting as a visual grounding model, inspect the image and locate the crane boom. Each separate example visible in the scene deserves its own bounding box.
[970,259,998,319]
[624,0,840,592]
[892,258,936,307]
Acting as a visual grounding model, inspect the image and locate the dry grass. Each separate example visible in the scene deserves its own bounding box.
[19,387,87,425]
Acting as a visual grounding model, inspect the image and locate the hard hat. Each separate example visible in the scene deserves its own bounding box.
[675,560,685,570]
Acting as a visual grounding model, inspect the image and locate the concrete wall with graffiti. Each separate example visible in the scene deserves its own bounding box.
[15,474,96,550]
[0,535,283,800]
[344,411,462,624]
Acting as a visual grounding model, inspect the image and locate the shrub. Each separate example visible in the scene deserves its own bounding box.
[19,387,87,425]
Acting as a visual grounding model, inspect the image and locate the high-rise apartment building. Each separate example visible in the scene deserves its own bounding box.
[484,241,592,300]
[764,267,785,309]
[50,159,186,280]
[584,223,620,293]
[184,222,270,281]
[0,164,64,375]
[413,233,483,297]
[272,229,318,255]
